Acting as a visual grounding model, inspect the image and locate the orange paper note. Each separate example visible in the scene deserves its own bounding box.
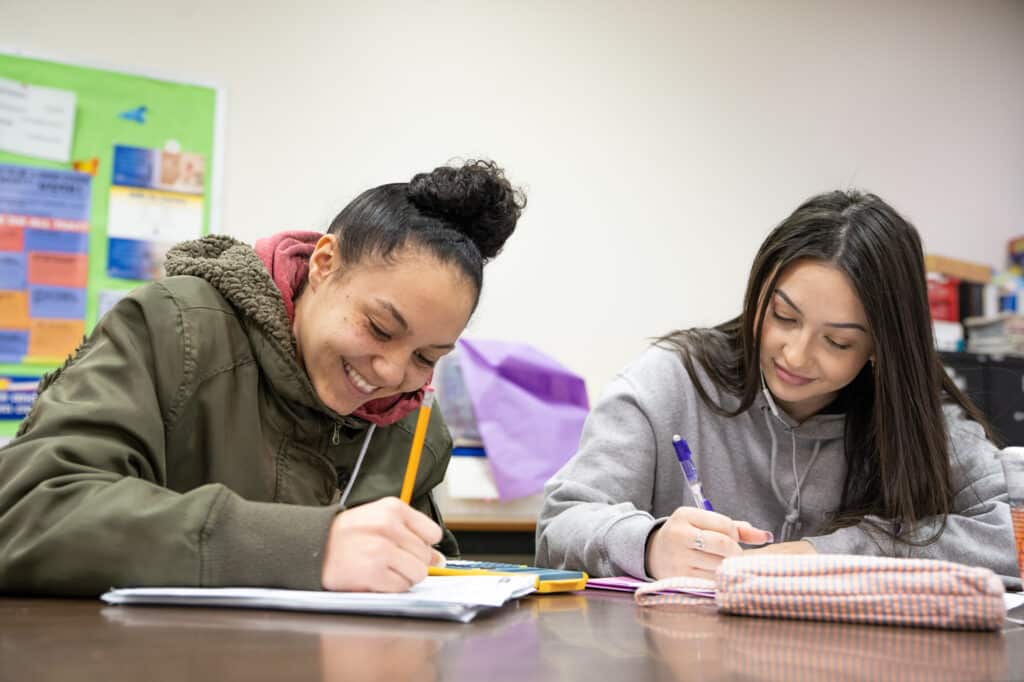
[28,252,89,288]
[27,318,85,361]
[0,291,30,327]
[0,225,23,251]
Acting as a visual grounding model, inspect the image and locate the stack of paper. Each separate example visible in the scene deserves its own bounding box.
[101,575,536,624]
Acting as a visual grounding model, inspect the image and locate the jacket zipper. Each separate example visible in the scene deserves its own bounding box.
[331,422,341,446]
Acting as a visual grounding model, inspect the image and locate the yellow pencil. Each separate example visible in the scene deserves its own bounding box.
[399,385,435,504]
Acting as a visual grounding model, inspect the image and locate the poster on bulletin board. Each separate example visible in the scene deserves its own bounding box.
[0,50,224,438]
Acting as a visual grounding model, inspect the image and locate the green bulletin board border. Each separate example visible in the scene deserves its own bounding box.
[0,49,224,436]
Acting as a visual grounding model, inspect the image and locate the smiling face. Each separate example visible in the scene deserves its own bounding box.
[758,259,875,422]
[292,235,476,416]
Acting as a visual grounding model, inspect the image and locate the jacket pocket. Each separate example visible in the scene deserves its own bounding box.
[274,439,337,506]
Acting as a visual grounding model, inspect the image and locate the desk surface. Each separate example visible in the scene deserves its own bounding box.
[2,592,1021,682]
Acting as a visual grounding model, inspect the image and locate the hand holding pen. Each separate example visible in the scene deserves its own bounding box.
[673,435,713,512]
[644,435,774,581]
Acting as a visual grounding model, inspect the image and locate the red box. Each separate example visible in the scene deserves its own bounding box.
[927,274,960,322]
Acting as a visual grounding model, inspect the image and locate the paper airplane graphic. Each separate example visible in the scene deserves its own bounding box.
[118,106,147,124]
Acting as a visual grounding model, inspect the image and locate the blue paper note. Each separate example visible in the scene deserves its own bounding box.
[0,252,26,290]
[0,164,91,221]
[23,228,88,254]
[112,145,157,189]
[0,331,29,363]
[28,286,86,320]
[107,237,157,280]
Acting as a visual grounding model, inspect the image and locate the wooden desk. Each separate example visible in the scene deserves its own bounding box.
[1,592,1019,681]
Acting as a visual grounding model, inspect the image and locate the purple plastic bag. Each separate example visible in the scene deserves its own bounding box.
[456,338,590,499]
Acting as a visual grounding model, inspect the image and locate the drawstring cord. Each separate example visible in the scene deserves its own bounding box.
[763,408,824,542]
[337,423,376,508]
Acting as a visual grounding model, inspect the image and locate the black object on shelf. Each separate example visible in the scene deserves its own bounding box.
[957,282,985,323]
[940,351,1024,445]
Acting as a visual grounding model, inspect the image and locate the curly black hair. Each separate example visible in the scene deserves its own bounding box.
[407,159,523,261]
[327,159,525,307]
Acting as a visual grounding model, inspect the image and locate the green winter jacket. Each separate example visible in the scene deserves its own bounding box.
[0,235,458,596]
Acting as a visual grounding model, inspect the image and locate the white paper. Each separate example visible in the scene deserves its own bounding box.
[101,575,536,624]
[97,290,128,319]
[0,77,76,162]
[1005,592,1024,611]
[445,455,500,499]
[107,185,203,242]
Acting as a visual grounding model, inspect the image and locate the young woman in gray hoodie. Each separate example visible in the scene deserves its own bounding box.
[537,190,1018,588]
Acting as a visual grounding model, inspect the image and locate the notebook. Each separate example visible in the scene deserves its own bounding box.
[101,574,536,624]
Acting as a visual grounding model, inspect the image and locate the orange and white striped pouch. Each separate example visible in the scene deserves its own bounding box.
[636,554,1007,631]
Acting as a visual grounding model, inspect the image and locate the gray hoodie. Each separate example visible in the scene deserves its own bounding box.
[536,344,1019,588]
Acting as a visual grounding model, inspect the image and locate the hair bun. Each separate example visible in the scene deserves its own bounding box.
[407,159,525,260]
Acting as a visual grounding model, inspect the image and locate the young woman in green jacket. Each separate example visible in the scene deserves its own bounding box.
[0,160,524,596]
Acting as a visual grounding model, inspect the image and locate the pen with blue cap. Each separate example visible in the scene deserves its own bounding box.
[672,435,713,511]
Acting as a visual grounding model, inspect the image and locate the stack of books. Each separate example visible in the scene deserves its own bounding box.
[925,254,994,354]
[965,313,1024,355]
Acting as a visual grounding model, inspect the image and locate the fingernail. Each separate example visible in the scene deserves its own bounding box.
[764,532,774,544]
[432,551,447,567]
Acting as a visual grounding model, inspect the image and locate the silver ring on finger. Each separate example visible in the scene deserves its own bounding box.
[692,529,706,551]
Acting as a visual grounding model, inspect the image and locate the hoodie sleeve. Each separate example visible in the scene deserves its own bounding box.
[804,406,1020,588]
[0,283,338,596]
[536,371,664,579]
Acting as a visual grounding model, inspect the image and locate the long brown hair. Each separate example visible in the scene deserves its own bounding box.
[658,191,996,542]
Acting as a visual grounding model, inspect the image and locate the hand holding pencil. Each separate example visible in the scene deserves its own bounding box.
[399,387,435,504]
[321,387,444,592]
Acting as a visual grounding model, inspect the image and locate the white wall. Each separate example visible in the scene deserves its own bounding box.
[4,0,1024,398]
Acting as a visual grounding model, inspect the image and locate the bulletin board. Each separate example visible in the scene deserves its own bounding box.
[0,51,223,436]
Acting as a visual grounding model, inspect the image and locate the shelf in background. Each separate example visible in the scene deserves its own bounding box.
[437,489,541,559]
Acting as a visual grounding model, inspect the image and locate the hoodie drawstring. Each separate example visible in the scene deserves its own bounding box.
[337,423,376,509]
[763,408,824,542]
